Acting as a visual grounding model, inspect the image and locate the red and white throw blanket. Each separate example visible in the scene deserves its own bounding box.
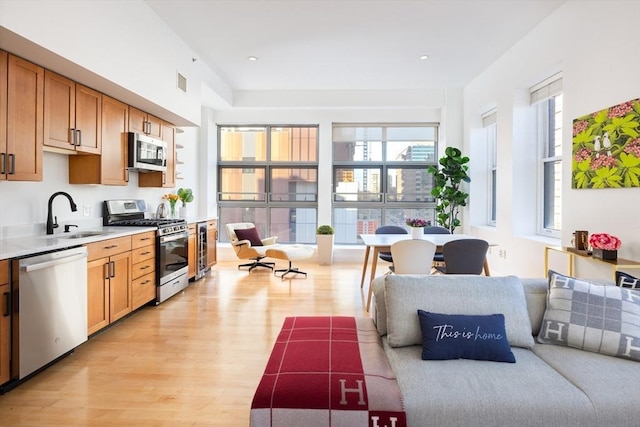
[251,316,406,427]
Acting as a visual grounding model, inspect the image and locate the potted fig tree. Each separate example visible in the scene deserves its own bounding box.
[316,225,335,265]
[427,147,470,233]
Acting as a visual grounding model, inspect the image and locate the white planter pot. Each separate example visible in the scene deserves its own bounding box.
[179,205,187,219]
[316,234,334,265]
[411,227,424,239]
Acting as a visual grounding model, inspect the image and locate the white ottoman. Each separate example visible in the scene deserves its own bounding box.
[265,244,315,279]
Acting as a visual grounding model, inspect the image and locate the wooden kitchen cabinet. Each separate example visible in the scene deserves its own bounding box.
[187,223,196,279]
[69,95,128,185]
[86,236,132,335]
[207,219,217,267]
[138,121,176,188]
[129,106,162,138]
[43,70,102,154]
[0,51,43,181]
[0,260,9,385]
[131,231,156,310]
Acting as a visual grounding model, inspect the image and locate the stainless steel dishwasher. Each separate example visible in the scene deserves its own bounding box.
[14,246,88,380]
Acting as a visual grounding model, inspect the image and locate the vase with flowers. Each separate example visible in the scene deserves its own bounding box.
[406,217,430,239]
[588,233,621,260]
[162,193,180,218]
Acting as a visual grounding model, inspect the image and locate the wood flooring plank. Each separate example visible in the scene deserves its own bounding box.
[0,261,369,426]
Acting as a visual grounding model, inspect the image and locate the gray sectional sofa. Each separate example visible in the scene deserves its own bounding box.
[370,274,640,427]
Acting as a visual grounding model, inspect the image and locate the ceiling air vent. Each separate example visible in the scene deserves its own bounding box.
[177,72,187,93]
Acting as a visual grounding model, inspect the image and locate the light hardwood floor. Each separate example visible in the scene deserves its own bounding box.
[0,261,371,426]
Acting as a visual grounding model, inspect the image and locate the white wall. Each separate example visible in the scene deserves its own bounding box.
[0,0,207,126]
[463,0,640,279]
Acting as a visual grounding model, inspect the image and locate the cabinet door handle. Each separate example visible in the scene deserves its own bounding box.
[76,129,82,146]
[110,261,115,278]
[103,245,118,249]
[0,153,5,175]
[3,291,10,317]
[140,265,150,270]
[70,128,76,146]
[141,280,151,285]
[141,251,151,255]
[104,262,110,280]
[8,154,15,174]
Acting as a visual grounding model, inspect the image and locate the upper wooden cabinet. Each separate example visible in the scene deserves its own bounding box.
[69,95,128,185]
[44,70,101,154]
[0,51,43,181]
[129,106,161,138]
[138,121,176,188]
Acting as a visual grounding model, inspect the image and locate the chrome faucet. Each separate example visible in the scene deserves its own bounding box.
[46,192,78,235]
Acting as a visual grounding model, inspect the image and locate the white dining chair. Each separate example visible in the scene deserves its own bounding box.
[390,240,437,274]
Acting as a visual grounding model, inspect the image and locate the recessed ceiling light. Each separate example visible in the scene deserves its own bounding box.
[420,55,429,60]
[248,56,258,61]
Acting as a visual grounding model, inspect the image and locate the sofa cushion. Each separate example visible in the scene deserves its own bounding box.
[521,278,549,336]
[532,343,640,426]
[616,271,640,290]
[418,311,515,363]
[384,275,535,348]
[537,271,640,362]
[383,338,597,427]
[234,227,263,246]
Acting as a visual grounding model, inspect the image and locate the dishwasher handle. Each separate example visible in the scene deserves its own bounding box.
[23,252,88,273]
[2,291,9,317]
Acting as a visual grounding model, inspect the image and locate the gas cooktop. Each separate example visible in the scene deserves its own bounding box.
[103,199,187,235]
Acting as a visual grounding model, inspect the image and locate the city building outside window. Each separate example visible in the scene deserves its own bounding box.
[217,125,319,244]
[332,124,439,244]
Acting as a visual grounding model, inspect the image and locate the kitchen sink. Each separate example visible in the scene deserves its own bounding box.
[59,231,108,239]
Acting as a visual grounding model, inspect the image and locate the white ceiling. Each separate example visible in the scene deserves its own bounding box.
[146,0,565,92]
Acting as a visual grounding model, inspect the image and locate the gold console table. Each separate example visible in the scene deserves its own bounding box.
[544,246,640,281]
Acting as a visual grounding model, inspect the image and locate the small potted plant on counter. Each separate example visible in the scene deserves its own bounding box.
[316,225,335,265]
[177,188,194,218]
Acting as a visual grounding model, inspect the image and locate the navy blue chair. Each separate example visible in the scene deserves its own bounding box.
[375,226,408,266]
[436,239,489,275]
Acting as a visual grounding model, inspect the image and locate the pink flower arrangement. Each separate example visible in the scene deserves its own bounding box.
[405,217,430,227]
[588,233,621,251]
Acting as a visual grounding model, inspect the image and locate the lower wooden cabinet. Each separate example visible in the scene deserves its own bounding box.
[131,231,156,310]
[187,223,196,279]
[207,219,217,267]
[0,260,9,385]
[86,236,132,335]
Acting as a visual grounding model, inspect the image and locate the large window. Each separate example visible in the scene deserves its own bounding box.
[217,125,318,243]
[482,110,498,226]
[532,74,563,237]
[332,124,438,244]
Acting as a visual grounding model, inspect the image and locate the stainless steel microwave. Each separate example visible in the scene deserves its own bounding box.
[127,132,167,172]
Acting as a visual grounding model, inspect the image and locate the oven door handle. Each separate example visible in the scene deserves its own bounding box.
[159,231,188,243]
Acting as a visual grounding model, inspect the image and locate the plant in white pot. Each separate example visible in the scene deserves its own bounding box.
[316,225,335,265]
[176,188,193,218]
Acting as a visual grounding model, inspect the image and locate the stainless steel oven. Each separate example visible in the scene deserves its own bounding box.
[103,199,189,304]
[157,227,189,303]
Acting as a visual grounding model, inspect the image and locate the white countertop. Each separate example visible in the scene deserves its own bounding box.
[0,226,156,260]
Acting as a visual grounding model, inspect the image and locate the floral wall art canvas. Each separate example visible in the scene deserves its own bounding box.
[572,98,640,189]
